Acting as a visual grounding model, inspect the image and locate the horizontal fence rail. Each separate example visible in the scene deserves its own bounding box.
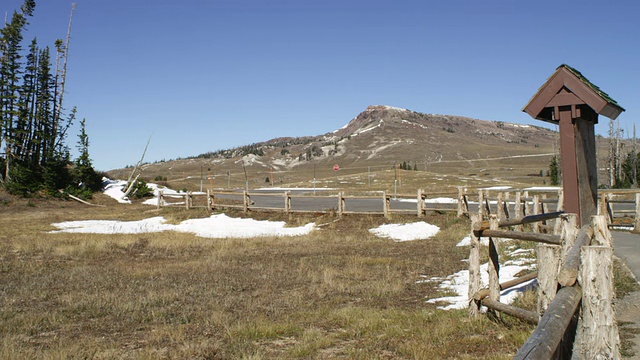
[155,189,462,218]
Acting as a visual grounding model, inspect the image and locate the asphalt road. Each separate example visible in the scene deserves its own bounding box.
[614,231,640,280]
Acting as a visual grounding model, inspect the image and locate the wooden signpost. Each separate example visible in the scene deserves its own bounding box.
[523,64,625,226]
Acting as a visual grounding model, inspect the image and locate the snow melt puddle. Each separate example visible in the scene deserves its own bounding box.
[50,214,315,238]
[424,245,536,310]
[369,222,440,242]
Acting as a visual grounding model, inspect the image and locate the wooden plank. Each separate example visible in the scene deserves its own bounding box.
[513,285,582,360]
[481,298,538,324]
[557,225,593,287]
[478,229,561,245]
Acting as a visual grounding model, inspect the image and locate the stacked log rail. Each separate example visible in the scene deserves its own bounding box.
[469,212,620,358]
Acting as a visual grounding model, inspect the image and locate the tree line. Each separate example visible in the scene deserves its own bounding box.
[0,1,101,198]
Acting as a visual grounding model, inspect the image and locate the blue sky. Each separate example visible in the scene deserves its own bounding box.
[2,0,639,170]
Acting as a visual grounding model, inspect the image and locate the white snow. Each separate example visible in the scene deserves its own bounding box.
[427,239,536,310]
[369,222,440,242]
[255,187,336,191]
[481,186,512,191]
[50,213,315,238]
[102,178,131,204]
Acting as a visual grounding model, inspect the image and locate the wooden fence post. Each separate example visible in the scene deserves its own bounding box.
[469,214,481,317]
[634,193,640,234]
[478,190,485,219]
[554,189,565,234]
[338,192,344,217]
[157,190,163,209]
[284,191,291,214]
[383,191,390,219]
[574,245,620,359]
[515,191,523,232]
[497,192,504,221]
[185,192,190,210]
[536,244,561,317]
[243,191,249,213]
[487,215,500,313]
[560,213,579,258]
[503,191,511,220]
[417,189,424,217]
[458,187,468,218]
[523,191,530,217]
[532,195,541,233]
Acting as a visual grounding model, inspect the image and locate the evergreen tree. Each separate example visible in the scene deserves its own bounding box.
[549,155,559,186]
[73,118,101,192]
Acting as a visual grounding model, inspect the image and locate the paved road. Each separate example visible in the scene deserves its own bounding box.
[614,231,640,280]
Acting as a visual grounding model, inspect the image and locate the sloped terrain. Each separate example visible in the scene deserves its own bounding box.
[108,105,613,193]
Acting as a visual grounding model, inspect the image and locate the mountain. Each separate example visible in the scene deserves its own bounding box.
[108,105,573,192]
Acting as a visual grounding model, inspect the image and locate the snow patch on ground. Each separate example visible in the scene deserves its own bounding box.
[426,240,536,310]
[50,214,316,238]
[369,222,440,242]
[102,178,131,204]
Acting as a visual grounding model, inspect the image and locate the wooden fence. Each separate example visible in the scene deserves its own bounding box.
[155,189,461,218]
[469,211,620,358]
[459,187,640,232]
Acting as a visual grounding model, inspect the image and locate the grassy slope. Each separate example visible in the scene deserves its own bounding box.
[0,194,538,359]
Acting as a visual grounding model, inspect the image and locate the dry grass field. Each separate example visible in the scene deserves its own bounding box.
[0,191,545,359]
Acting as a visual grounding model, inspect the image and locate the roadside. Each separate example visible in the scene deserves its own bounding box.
[614,231,640,359]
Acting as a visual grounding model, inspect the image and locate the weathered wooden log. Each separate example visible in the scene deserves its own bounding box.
[488,217,500,307]
[557,225,593,287]
[468,214,481,317]
[481,298,539,324]
[573,246,620,359]
[473,271,538,301]
[513,285,582,360]
[476,229,561,245]
[473,211,565,232]
[537,244,561,317]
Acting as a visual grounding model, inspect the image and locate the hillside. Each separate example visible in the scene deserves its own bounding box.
[108,105,612,193]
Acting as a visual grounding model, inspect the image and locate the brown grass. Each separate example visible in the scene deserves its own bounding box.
[0,195,537,359]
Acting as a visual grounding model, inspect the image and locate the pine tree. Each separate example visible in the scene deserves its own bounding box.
[549,155,559,186]
[73,118,100,192]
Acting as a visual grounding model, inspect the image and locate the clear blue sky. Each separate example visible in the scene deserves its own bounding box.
[3,0,639,171]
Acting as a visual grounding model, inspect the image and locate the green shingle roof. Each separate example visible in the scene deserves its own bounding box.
[559,64,625,112]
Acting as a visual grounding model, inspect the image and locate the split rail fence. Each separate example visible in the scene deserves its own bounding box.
[469,208,621,358]
[155,189,460,218]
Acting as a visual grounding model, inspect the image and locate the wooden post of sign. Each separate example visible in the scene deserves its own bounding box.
[469,214,482,317]
[243,190,249,213]
[207,189,212,211]
[337,192,344,217]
